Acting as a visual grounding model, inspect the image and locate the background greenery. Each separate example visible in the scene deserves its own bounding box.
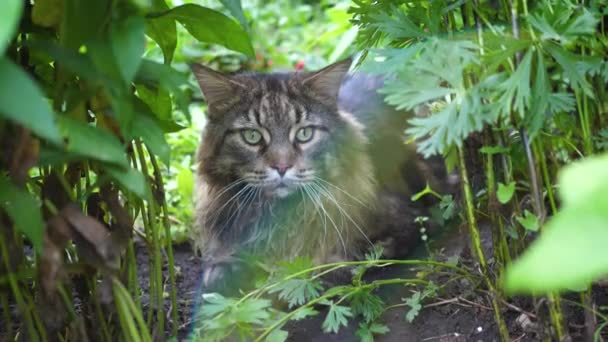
[0,0,607,341]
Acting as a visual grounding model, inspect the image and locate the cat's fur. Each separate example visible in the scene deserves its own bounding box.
[190,59,444,287]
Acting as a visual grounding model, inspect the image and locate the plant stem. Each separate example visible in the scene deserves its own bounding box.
[148,150,179,337]
[134,141,165,334]
[457,146,510,341]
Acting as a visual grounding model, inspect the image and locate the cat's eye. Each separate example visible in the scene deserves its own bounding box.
[295,127,314,143]
[241,129,263,145]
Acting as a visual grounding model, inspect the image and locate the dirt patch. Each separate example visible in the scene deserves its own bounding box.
[133,224,608,341]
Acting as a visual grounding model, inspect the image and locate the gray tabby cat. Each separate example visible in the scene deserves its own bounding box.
[190,58,445,287]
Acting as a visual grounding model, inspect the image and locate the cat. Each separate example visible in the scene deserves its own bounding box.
[190,58,448,289]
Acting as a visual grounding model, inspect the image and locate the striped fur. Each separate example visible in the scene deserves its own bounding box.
[190,59,430,285]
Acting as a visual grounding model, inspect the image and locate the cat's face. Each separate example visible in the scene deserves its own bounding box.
[193,59,353,198]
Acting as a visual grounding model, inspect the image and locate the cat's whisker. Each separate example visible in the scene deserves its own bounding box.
[311,181,373,248]
[204,178,247,211]
[304,183,347,257]
[301,184,328,250]
[313,176,368,207]
[210,184,252,239]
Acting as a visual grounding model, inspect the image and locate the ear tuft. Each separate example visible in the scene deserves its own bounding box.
[301,58,352,101]
[190,63,246,110]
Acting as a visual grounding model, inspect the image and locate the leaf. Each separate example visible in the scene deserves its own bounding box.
[132,113,171,165]
[497,48,533,117]
[265,329,288,342]
[61,204,119,270]
[516,210,540,232]
[146,0,177,64]
[136,60,189,113]
[0,0,23,54]
[559,154,608,208]
[322,302,353,334]
[57,116,128,168]
[220,0,249,32]
[233,297,272,324]
[104,165,148,200]
[61,0,111,49]
[505,154,608,293]
[111,16,146,83]
[32,0,63,28]
[291,307,319,321]
[269,278,323,308]
[135,84,172,121]
[162,4,254,57]
[497,182,516,204]
[0,58,62,145]
[0,174,45,253]
[404,291,422,323]
[545,43,593,97]
[349,289,384,323]
[356,322,390,342]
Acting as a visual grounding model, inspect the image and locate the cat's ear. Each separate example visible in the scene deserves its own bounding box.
[190,63,246,110]
[301,57,352,100]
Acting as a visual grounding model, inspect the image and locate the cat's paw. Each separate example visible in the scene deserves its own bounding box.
[201,253,237,290]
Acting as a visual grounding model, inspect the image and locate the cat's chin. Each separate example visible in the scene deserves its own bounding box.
[263,185,293,199]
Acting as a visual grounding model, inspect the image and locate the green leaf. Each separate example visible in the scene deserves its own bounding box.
[162,4,254,57]
[132,113,170,165]
[269,278,323,308]
[349,289,384,323]
[504,173,608,294]
[0,174,45,253]
[61,0,111,49]
[136,60,189,113]
[111,17,146,84]
[404,291,422,323]
[559,154,608,208]
[516,210,540,232]
[146,0,177,64]
[57,116,128,168]
[220,0,249,32]
[545,43,593,97]
[497,182,516,204]
[356,322,390,342]
[497,48,533,117]
[32,0,63,28]
[0,0,23,54]
[0,58,62,145]
[265,329,288,342]
[291,307,319,321]
[135,84,172,121]
[322,302,353,334]
[104,165,148,199]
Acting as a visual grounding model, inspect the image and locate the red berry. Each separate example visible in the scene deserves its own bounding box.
[295,60,305,70]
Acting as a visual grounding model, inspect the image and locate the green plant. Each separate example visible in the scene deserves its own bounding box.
[0,0,252,339]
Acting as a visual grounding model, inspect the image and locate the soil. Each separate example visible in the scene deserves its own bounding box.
[133,224,608,342]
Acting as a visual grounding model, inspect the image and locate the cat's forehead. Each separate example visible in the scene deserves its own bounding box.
[233,73,320,126]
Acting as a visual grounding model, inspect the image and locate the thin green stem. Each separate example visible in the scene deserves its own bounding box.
[134,141,164,334]
[147,149,178,337]
[457,146,510,341]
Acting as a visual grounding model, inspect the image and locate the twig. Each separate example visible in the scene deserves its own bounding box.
[422,332,462,341]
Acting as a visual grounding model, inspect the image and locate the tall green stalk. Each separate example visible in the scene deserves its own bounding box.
[457,146,510,341]
[135,141,165,334]
[148,150,179,337]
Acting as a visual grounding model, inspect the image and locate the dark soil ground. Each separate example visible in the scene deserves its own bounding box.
[134,224,608,342]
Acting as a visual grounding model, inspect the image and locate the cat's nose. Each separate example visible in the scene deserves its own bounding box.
[271,164,292,177]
